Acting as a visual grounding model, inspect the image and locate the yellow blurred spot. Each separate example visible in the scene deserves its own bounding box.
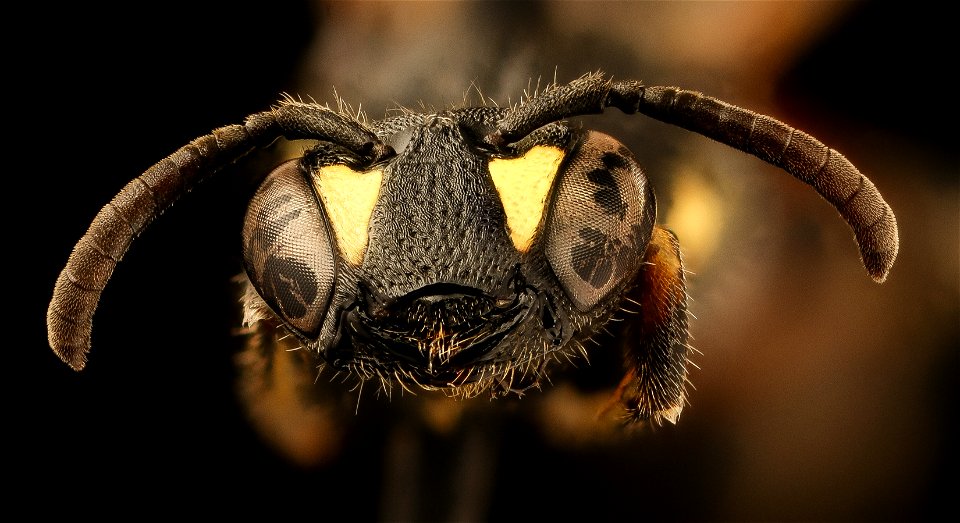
[664,170,725,268]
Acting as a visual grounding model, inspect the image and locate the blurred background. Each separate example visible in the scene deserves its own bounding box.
[15,1,955,520]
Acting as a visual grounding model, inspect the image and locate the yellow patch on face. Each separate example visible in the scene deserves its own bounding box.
[488,145,565,252]
[312,165,383,265]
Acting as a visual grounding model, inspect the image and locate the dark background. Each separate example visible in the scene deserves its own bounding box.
[14,2,955,520]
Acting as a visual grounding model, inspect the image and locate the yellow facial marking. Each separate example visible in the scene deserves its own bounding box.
[312,165,382,265]
[489,145,565,252]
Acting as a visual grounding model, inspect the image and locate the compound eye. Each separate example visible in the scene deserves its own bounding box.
[243,160,336,337]
[544,132,656,311]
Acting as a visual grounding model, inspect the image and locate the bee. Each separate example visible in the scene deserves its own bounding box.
[47,73,898,462]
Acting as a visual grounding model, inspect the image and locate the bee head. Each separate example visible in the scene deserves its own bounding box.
[242,107,655,395]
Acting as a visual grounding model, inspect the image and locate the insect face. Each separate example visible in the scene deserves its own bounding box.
[242,109,655,397]
[48,73,898,428]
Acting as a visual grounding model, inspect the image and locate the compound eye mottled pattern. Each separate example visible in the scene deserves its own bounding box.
[243,160,336,337]
[544,131,656,311]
